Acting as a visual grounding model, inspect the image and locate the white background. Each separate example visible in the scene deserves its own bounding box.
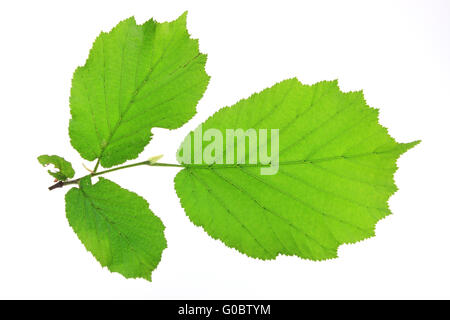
[0,0,449,299]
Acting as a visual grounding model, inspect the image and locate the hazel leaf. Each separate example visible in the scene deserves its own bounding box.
[38,154,75,181]
[175,78,419,260]
[65,177,166,281]
[69,12,209,168]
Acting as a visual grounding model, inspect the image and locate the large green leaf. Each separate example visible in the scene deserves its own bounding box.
[69,12,209,168]
[38,154,75,181]
[174,78,419,260]
[65,177,166,280]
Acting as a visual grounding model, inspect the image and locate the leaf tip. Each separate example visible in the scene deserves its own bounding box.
[402,140,421,152]
[180,10,189,19]
[176,10,189,25]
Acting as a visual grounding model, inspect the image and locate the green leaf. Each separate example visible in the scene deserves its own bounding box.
[38,154,75,181]
[65,177,166,280]
[174,78,419,261]
[69,12,209,168]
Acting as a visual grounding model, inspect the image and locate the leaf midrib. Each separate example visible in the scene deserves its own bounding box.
[182,147,405,169]
[79,187,156,272]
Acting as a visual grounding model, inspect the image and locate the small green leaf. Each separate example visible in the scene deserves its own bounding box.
[65,177,166,281]
[174,78,419,261]
[38,154,75,181]
[69,12,210,168]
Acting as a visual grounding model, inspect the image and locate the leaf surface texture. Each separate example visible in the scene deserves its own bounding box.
[65,177,166,280]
